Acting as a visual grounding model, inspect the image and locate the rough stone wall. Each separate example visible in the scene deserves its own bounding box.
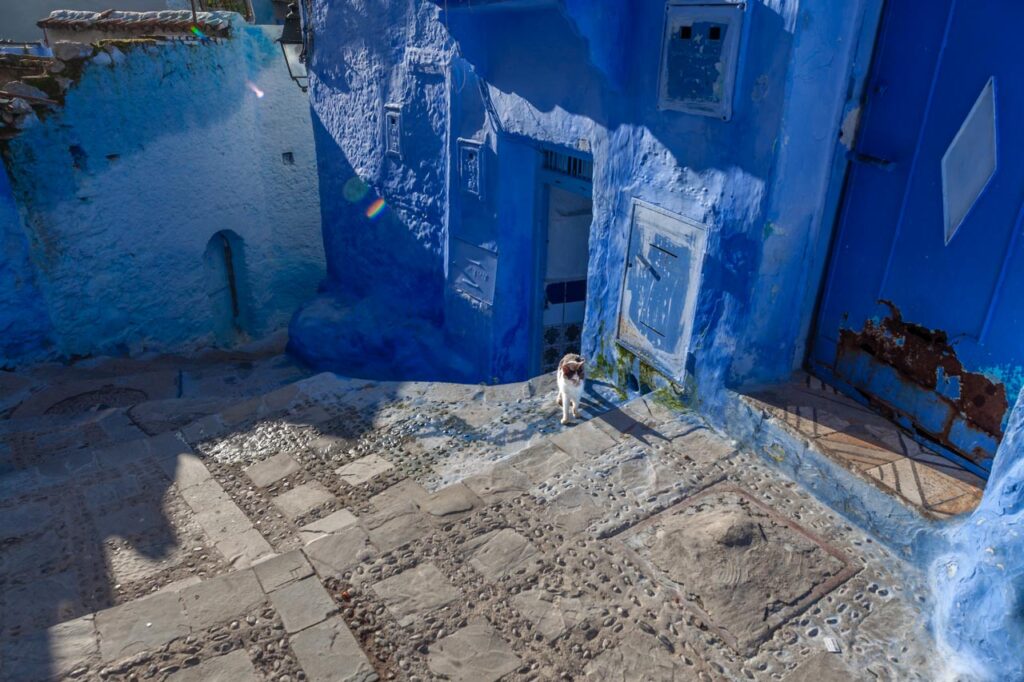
[0,26,324,364]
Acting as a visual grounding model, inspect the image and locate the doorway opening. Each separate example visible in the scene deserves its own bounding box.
[534,148,593,375]
[203,230,248,346]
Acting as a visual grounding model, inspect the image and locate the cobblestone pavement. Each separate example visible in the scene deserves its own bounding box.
[0,359,942,681]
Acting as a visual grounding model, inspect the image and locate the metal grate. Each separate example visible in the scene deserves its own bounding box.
[542,149,593,182]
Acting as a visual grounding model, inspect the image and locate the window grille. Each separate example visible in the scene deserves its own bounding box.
[542,149,593,182]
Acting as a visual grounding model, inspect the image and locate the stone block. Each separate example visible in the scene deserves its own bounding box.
[466,528,540,582]
[289,616,377,682]
[253,549,314,592]
[548,421,617,459]
[427,619,520,682]
[419,483,481,518]
[303,526,376,579]
[96,592,189,661]
[272,481,335,521]
[336,454,394,486]
[463,464,530,505]
[1,614,98,679]
[547,487,603,537]
[167,649,259,682]
[244,453,301,488]
[372,563,461,627]
[269,576,337,634]
[215,528,274,569]
[512,590,585,641]
[508,442,575,484]
[299,508,359,544]
[179,569,265,630]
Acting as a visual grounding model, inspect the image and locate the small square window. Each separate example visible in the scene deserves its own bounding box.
[281,152,295,165]
[709,26,721,40]
[679,25,692,39]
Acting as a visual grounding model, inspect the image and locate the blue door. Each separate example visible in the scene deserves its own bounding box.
[811,0,1024,476]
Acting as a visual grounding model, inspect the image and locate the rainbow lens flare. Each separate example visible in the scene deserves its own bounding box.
[365,198,386,219]
[190,26,206,39]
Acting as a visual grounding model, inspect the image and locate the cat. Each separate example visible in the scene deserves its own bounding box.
[556,353,585,425]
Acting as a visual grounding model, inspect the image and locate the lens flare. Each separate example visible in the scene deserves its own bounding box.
[190,26,206,39]
[343,176,370,203]
[365,197,386,219]
[245,81,265,98]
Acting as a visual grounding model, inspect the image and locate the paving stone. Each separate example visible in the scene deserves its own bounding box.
[591,407,646,440]
[547,487,604,536]
[365,507,432,553]
[96,591,189,661]
[467,528,540,581]
[155,575,203,594]
[303,526,376,579]
[167,649,260,682]
[620,486,849,656]
[597,450,677,501]
[289,616,377,682]
[362,481,432,552]
[372,563,462,627]
[272,481,335,521]
[669,426,736,465]
[419,483,481,518]
[785,652,860,682]
[179,569,265,629]
[1,614,98,679]
[0,569,82,627]
[463,463,530,504]
[269,576,337,633]
[367,478,429,518]
[82,474,143,511]
[512,589,585,640]
[253,549,314,592]
[215,527,274,569]
[548,420,618,459]
[427,618,521,682]
[0,499,52,542]
[0,528,65,577]
[335,453,394,486]
[244,452,301,487]
[299,508,359,544]
[155,451,212,491]
[508,441,575,484]
[583,630,685,680]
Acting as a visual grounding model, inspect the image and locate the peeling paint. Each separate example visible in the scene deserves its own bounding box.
[836,300,1008,465]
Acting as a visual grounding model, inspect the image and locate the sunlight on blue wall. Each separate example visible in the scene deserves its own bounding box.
[1,26,323,364]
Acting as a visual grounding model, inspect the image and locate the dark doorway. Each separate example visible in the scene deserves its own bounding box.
[534,149,593,374]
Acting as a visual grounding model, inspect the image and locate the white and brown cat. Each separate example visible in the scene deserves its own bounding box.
[556,353,585,425]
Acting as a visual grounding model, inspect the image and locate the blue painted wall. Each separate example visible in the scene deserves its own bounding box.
[0,165,54,366]
[933,387,1024,679]
[1,25,324,365]
[293,0,867,397]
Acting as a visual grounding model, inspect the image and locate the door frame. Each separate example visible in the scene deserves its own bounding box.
[803,0,998,480]
[529,145,594,376]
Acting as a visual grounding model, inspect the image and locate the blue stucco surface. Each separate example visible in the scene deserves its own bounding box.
[0,166,54,366]
[288,1,1024,674]
[293,0,858,394]
[933,388,1024,680]
[1,25,324,366]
